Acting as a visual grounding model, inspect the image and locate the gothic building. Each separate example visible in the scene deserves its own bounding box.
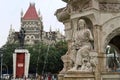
[7,3,65,45]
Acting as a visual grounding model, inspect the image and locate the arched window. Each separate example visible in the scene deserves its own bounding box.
[31,35,35,40]
[25,35,30,40]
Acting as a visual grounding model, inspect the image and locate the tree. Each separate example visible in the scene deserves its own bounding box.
[1,43,19,74]
[1,41,67,75]
[28,41,67,74]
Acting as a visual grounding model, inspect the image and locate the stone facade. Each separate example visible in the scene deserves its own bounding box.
[55,0,120,80]
[7,3,65,45]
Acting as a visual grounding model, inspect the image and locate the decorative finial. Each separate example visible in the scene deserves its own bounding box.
[30,2,35,6]
[9,24,14,34]
[38,9,41,17]
[21,9,23,17]
[38,9,43,20]
[50,26,52,32]
[9,24,12,32]
[38,9,40,16]
[10,24,12,28]
[58,28,60,32]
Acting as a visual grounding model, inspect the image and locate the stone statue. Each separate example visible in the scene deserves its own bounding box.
[89,52,98,71]
[69,19,94,71]
[18,28,26,48]
[69,41,77,67]
[80,60,93,72]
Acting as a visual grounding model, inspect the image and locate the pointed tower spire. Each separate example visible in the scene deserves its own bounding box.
[55,28,57,32]
[21,9,23,17]
[49,26,52,32]
[58,28,60,32]
[38,9,40,16]
[23,3,39,20]
[9,24,13,35]
[38,9,43,20]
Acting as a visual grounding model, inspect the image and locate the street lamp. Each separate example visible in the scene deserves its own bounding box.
[3,64,8,74]
[0,48,3,79]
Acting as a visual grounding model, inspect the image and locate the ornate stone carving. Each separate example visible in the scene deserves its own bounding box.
[99,2,120,12]
[68,19,97,72]
[70,0,92,12]
[55,7,70,22]
[89,52,98,71]
[60,52,72,74]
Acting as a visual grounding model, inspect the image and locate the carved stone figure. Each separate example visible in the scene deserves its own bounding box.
[80,60,93,72]
[69,19,94,71]
[18,28,26,48]
[89,52,98,71]
[69,41,77,66]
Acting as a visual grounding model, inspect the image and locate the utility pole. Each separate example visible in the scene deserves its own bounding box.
[0,49,3,79]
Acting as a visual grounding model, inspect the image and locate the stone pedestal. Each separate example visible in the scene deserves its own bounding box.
[13,49,30,79]
[62,71,95,80]
[101,72,120,80]
[58,53,71,80]
[58,73,65,80]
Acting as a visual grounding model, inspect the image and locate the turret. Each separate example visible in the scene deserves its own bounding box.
[21,9,23,17]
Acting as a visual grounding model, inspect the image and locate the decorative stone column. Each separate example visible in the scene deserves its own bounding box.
[93,25,101,80]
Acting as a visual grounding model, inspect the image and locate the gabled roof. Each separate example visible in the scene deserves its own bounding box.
[23,3,39,20]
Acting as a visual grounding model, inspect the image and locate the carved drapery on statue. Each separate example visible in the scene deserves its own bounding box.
[68,19,98,72]
[18,28,26,48]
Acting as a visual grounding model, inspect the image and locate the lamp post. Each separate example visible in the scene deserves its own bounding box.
[0,49,3,79]
[3,64,8,74]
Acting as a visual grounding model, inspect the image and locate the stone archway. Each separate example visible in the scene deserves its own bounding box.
[104,28,120,52]
[102,15,120,53]
[104,28,120,71]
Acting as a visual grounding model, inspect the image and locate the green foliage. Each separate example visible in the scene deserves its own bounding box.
[1,41,67,74]
[55,41,68,56]
[27,41,68,74]
[1,43,19,73]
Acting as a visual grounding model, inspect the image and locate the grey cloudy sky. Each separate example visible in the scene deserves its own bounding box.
[0,0,66,47]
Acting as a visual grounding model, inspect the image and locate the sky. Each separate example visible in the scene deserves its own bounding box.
[0,0,66,47]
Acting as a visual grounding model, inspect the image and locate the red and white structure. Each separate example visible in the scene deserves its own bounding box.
[13,49,30,79]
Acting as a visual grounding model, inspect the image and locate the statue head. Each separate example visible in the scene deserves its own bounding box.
[78,19,86,30]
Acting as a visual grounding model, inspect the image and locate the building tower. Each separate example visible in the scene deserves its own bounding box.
[7,25,15,44]
[21,3,43,45]
[7,3,65,45]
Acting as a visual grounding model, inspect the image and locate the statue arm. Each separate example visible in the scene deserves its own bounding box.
[87,30,93,41]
